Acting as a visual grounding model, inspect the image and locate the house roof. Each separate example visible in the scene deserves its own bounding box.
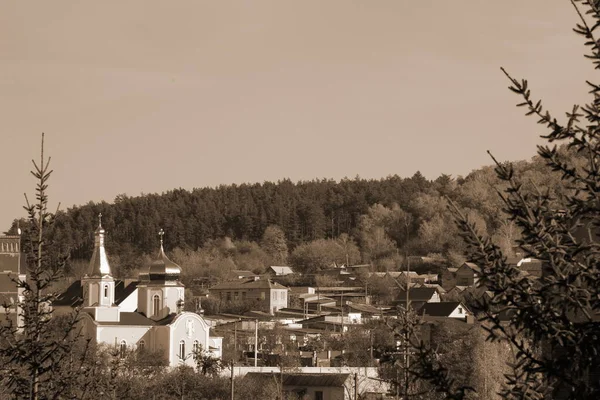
[229,270,257,278]
[282,373,350,387]
[418,302,465,317]
[460,262,481,273]
[346,303,385,315]
[209,278,288,291]
[245,372,350,387]
[396,287,438,302]
[269,266,294,275]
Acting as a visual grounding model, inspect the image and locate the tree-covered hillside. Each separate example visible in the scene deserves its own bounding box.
[6,147,581,277]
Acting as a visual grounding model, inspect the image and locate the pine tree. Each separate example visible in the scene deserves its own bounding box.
[0,134,91,399]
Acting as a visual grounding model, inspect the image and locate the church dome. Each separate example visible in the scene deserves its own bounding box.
[148,229,181,281]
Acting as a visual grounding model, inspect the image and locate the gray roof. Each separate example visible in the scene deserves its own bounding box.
[94,311,155,326]
[54,279,138,307]
[269,266,294,275]
[396,287,438,302]
[210,278,288,291]
[245,372,350,387]
[419,302,466,317]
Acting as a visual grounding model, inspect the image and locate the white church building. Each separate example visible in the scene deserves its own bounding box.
[55,218,222,367]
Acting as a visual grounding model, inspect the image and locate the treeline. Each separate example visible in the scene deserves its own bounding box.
[7,147,580,276]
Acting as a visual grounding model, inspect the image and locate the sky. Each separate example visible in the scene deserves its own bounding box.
[0,1,594,230]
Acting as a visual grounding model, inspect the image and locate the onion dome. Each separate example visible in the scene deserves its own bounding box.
[88,213,111,277]
[148,229,181,281]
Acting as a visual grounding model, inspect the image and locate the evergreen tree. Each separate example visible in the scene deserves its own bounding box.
[413,1,600,398]
[0,134,91,399]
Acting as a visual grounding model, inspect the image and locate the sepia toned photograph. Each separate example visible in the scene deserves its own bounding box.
[0,1,598,399]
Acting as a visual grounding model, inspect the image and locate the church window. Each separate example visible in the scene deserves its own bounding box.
[458,307,463,315]
[119,340,127,358]
[104,285,108,298]
[226,292,231,301]
[179,340,186,360]
[242,292,246,300]
[260,291,265,300]
[153,294,160,316]
[234,292,239,301]
[138,340,145,351]
[192,340,199,359]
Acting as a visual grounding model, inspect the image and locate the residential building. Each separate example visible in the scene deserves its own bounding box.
[394,287,441,311]
[209,278,289,314]
[418,301,473,322]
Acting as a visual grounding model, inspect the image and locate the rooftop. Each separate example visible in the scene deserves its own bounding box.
[419,302,466,317]
[245,372,350,387]
[210,278,288,291]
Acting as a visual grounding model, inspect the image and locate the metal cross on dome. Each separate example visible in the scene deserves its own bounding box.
[158,228,165,246]
[98,213,102,227]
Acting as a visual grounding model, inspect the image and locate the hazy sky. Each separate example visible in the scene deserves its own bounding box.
[0,1,594,230]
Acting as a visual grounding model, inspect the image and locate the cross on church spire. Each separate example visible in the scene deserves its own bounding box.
[98,213,103,228]
[159,228,165,249]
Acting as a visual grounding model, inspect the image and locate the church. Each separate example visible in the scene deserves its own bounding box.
[54,216,222,367]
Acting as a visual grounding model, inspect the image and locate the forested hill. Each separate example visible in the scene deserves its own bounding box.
[6,149,578,270]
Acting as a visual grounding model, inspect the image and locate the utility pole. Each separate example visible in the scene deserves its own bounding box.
[234,320,238,363]
[254,319,258,367]
[354,373,358,400]
[280,364,284,400]
[341,290,345,334]
[405,255,411,400]
[230,360,235,400]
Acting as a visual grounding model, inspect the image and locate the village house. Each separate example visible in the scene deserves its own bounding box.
[208,277,289,314]
[394,287,441,311]
[418,301,474,323]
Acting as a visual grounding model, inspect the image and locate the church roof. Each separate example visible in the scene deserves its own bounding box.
[53,279,138,307]
[148,229,181,282]
[53,281,83,307]
[88,216,111,277]
[114,280,138,304]
[93,311,155,326]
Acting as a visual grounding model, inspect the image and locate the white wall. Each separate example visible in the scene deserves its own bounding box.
[96,325,152,349]
[168,312,211,367]
[448,304,468,319]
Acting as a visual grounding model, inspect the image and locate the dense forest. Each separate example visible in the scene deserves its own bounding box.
[6,146,581,279]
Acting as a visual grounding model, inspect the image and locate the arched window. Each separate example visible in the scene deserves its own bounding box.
[179,340,186,360]
[138,340,145,352]
[192,340,199,358]
[119,340,127,358]
[153,294,160,316]
[104,285,109,298]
